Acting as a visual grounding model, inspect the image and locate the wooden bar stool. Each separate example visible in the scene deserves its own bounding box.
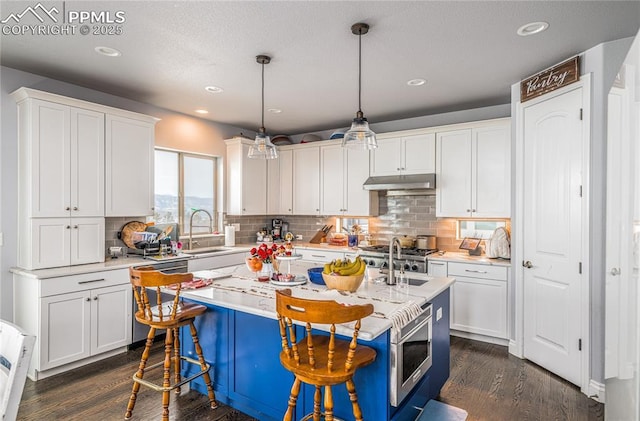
[125,266,217,421]
[275,289,377,421]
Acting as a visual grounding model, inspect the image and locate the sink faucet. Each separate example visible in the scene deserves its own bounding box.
[189,209,213,250]
[387,236,402,285]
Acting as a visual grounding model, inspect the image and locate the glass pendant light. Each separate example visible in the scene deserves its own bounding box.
[343,22,377,150]
[248,55,278,159]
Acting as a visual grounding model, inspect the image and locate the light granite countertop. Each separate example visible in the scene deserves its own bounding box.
[427,251,511,267]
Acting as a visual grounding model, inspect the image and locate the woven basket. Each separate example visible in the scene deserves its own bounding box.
[321,273,365,292]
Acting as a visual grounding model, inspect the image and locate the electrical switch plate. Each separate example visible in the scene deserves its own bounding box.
[436,307,442,321]
[296,234,303,240]
[232,223,240,231]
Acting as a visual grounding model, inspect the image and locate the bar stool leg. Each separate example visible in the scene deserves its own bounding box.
[313,386,322,421]
[346,379,363,421]
[125,327,156,420]
[189,321,218,409]
[324,385,334,421]
[284,377,301,421]
[173,327,181,395]
[162,328,173,421]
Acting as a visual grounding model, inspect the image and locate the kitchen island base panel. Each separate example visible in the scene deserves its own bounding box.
[179,287,451,421]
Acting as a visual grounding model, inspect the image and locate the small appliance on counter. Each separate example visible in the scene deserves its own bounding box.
[271,218,283,241]
[119,221,180,258]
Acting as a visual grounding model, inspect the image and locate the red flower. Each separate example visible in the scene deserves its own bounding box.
[266,248,273,255]
[250,247,257,255]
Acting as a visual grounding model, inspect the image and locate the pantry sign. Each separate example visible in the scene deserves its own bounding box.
[520,56,580,102]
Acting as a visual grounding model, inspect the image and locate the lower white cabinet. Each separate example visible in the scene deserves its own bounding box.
[427,260,448,277]
[187,252,247,272]
[13,268,131,380]
[447,262,508,340]
[296,248,345,264]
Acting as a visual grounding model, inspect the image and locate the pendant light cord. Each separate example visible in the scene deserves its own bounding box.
[358,28,362,114]
[261,60,265,130]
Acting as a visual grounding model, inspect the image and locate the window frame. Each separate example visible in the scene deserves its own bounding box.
[456,219,507,240]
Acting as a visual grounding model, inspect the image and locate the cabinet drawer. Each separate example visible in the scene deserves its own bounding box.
[447,262,507,281]
[296,249,344,263]
[40,268,129,297]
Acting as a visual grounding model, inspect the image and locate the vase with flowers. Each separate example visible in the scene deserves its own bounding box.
[246,243,286,281]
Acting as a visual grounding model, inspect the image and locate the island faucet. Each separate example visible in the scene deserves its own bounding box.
[387,236,402,285]
[189,208,213,250]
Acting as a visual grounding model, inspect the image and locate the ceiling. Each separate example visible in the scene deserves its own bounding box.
[1,1,639,135]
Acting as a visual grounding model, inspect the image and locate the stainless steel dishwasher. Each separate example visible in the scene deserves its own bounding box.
[130,258,189,345]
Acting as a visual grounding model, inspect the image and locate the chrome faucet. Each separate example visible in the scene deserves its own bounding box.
[189,209,213,250]
[387,236,402,285]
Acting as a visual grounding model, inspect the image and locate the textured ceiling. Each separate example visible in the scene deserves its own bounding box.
[1,1,639,134]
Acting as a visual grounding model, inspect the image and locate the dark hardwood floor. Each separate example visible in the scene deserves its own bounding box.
[17,336,604,420]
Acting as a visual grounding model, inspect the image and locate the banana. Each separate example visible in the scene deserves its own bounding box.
[355,260,366,275]
[339,258,362,275]
[323,263,332,274]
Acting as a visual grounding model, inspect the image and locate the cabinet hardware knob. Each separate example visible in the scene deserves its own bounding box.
[86,297,91,302]
[472,209,476,212]
[466,209,471,212]
[610,268,621,276]
[288,209,292,212]
[73,207,78,211]
[397,168,401,171]
[66,225,71,229]
[523,260,533,268]
[93,296,98,300]
[65,207,70,211]
[151,207,155,210]
[73,225,79,229]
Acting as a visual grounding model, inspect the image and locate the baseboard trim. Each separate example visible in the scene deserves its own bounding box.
[29,347,128,381]
[450,330,509,346]
[508,339,524,359]
[588,379,605,403]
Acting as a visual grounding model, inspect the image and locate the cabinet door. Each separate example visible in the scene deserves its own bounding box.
[345,148,374,215]
[450,276,507,339]
[427,261,447,277]
[473,124,511,218]
[241,145,268,215]
[278,149,294,214]
[436,129,472,217]
[293,147,320,215]
[30,99,71,217]
[70,217,105,266]
[91,284,132,354]
[40,290,91,370]
[321,144,346,215]
[28,218,71,269]
[71,108,104,217]
[105,115,155,216]
[402,133,436,174]
[297,249,344,263]
[266,157,280,215]
[370,137,402,176]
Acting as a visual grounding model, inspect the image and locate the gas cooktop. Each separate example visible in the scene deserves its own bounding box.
[358,245,438,257]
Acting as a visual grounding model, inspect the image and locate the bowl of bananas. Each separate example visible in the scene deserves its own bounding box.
[321,256,366,292]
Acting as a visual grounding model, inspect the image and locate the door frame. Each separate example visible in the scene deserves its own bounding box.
[512,73,592,394]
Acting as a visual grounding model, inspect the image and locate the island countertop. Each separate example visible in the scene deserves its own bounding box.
[178,261,454,341]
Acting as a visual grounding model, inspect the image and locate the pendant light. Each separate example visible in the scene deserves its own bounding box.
[248,55,278,159]
[343,22,377,150]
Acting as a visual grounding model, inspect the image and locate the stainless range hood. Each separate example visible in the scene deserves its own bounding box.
[363,173,436,194]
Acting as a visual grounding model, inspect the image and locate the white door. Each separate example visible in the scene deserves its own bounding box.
[370,137,402,176]
[278,149,293,214]
[522,86,585,386]
[70,217,104,265]
[402,133,435,174]
[92,284,132,354]
[29,218,71,269]
[473,123,511,218]
[345,147,371,215]
[241,144,267,215]
[71,108,104,217]
[266,157,280,215]
[436,129,472,217]
[321,144,345,215]
[293,147,320,215]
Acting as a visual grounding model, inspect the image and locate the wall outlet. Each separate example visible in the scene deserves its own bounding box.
[436,307,443,321]
[296,234,303,240]
[232,223,240,231]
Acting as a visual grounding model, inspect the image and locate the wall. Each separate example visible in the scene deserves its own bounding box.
[0,65,252,321]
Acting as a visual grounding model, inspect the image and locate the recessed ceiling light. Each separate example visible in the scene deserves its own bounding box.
[517,21,549,36]
[195,109,209,114]
[94,46,121,57]
[267,108,282,114]
[205,86,224,93]
[407,78,427,86]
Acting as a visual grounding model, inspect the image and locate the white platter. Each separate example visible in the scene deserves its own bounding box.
[270,276,307,286]
[274,254,302,261]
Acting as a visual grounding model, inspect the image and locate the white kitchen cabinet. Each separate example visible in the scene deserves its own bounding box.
[296,248,345,264]
[436,119,510,218]
[447,262,508,340]
[187,251,247,272]
[370,133,435,176]
[320,143,378,216]
[427,260,448,277]
[267,148,293,215]
[27,217,105,269]
[13,268,132,380]
[293,145,321,215]
[105,114,156,217]
[226,137,268,215]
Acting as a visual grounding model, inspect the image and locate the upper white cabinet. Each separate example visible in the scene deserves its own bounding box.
[267,148,293,215]
[226,137,267,215]
[293,145,321,215]
[105,115,156,216]
[436,119,511,218]
[370,133,435,176]
[320,143,378,216]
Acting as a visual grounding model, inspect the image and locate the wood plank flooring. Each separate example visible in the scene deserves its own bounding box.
[17,336,604,420]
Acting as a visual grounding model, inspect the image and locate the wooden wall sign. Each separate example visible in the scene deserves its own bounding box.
[520,56,580,102]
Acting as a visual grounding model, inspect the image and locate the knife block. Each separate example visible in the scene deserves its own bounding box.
[309,230,327,244]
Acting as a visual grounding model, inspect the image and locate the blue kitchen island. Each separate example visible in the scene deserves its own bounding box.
[177,264,453,421]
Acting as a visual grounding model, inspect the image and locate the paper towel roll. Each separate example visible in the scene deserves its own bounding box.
[225,225,236,247]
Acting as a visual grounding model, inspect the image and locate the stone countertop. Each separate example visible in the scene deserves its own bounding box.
[177,261,455,341]
[427,251,511,267]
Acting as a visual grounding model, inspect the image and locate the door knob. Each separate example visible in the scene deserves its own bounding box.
[523,260,533,268]
[610,267,621,276]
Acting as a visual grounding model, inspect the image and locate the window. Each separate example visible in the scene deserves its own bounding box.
[457,220,507,239]
[154,149,217,235]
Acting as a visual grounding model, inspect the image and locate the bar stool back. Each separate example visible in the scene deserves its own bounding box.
[275,289,377,421]
[125,266,217,421]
